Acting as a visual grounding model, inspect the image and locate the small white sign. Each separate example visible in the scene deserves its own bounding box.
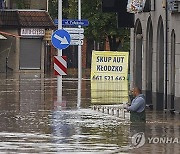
[70,34,84,39]
[70,39,83,45]
[63,28,84,34]
[21,28,45,36]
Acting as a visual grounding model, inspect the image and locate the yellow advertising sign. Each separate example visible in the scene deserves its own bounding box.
[91,51,129,104]
[91,51,129,82]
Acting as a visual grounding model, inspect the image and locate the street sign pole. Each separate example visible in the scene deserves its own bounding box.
[77,0,82,109]
[57,0,62,103]
[78,0,82,80]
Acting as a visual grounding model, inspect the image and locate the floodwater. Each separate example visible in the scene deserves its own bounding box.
[0,73,180,154]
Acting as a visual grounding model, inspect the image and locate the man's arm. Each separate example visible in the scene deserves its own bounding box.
[127,97,144,112]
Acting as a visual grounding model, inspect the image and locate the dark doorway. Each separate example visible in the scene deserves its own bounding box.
[20,38,41,70]
[170,30,175,110]
[145,17,153,105]
[156,16,164,110]
[134,19,143,89]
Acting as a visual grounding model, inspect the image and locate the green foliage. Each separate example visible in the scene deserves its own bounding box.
[48,0,72,20]
[48,0,130,51]
[49,0,58,19]
[14,0,25,9]
[81,0,114,41]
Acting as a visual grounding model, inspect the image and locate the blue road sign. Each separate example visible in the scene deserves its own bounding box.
[51,29,71,50]
[54,19,89,27]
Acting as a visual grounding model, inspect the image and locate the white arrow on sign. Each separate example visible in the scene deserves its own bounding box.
[54,34,69,45]
[70,34,84,39]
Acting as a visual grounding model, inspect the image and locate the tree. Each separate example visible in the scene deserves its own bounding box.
[49,0,71,20]
[48,0,58,19]
[48,0,130,51]
[14,0,26,9]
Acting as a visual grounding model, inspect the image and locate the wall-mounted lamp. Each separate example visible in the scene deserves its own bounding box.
[162,0,166,8]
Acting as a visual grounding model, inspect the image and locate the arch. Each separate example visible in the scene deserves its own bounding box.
[134,19,143,89]
[145,16,153,105]
[156,16,164,110]
[170,29,175,110]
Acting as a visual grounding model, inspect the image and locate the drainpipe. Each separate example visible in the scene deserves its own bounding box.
[165,0,168,110]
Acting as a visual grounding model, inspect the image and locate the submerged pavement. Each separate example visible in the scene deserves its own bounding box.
[0,73,180,153]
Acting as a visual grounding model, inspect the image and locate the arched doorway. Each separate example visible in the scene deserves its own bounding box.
[170,30,175,110]
[156,16,164,110]
[134,19,143,89]
[145,17,153,105]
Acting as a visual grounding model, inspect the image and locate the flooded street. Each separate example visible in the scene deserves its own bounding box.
[0,73,180,153]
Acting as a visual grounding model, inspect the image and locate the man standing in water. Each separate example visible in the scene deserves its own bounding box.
[125,87,146,122]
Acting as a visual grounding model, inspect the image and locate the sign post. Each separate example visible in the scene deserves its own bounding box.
[78,0,82,81]
[51,0,71,104]
[57,0,62,103]
[77,0,82,109]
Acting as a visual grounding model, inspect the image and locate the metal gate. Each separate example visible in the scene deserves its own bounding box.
[20,38,41,69]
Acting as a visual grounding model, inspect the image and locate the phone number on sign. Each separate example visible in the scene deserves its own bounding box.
[92,75,126,81]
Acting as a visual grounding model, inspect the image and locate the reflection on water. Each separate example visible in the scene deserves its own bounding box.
[0,73,179,153]
[91,80,128,105]
[51,109,129,153]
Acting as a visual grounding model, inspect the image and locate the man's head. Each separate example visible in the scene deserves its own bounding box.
[132,87,142,97]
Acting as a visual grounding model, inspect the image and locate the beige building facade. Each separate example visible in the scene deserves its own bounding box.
[130,0,180,112]
[5,0,48,10]
[0,10,55,73]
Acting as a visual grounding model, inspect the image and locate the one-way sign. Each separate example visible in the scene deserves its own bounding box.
[51,29,71,50]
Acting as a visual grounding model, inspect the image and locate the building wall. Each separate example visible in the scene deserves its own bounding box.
[30,0,47,10]
[170,14,180,112]
[0,28,46,73]
[0,29,18,73]
[130,0,180,112]
[5,0,48,10]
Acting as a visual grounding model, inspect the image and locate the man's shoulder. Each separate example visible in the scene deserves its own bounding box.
[136,96,145,102]
[138,94,145,99]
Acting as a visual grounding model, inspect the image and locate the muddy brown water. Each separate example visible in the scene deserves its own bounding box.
[0,73,179,153]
